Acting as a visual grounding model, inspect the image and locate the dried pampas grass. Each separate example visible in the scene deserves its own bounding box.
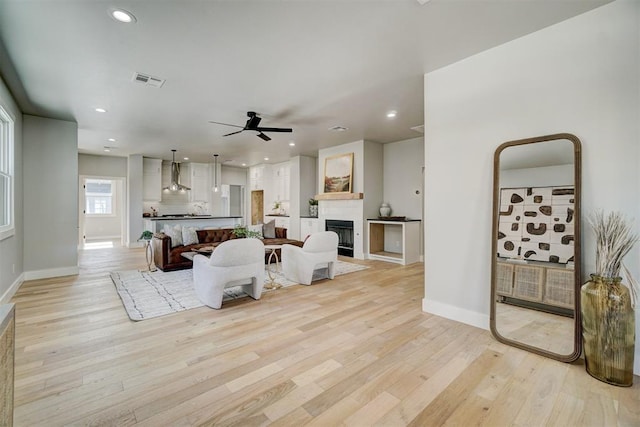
[588,210,639,306]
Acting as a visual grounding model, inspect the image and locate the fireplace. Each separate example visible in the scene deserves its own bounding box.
[326,219,354,257]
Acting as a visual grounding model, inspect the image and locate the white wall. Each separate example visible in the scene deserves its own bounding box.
[318,140,365,194]
[317,140,383,259]
[500,164,573,189]
[383,137,424,255]
[288,155,317,240]
[0,75,23,304]
[383,137,424,220]
[23,115,78,279]
[423,1,639,373]
[127,155,143,247]
[78,154,128,241]
[78,153,127,177]
[222,165,247,186]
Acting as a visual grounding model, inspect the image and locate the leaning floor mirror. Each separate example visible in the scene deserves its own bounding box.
[490,133,582,362]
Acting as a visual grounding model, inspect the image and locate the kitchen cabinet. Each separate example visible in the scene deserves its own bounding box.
[249,165,265,190]
[143,158,162,201]
[273,163,290,201]
[189,162,209,202]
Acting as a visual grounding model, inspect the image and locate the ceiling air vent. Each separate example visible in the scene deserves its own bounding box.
[132,72,165,88]
[328,125,348,132]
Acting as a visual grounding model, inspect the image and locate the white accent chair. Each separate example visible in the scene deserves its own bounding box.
[281,231,339,285]
[193,238,265,309]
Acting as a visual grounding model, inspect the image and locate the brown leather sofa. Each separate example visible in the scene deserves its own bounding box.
[152,227,303,271]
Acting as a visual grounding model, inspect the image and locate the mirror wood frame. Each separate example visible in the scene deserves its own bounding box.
[490,133,582,362]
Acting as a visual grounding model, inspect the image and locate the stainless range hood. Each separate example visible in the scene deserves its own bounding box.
[163,149,191,192]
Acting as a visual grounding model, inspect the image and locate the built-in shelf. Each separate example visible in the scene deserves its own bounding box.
[315,192,364,200]
[367,219,421,265]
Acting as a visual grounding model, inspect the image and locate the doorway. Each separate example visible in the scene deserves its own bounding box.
[79,176,126,249]
[251,190,264,225]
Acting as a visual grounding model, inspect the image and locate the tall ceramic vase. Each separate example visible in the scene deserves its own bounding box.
[581,274,635,386]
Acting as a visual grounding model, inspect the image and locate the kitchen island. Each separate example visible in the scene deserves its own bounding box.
[143,216,243,233]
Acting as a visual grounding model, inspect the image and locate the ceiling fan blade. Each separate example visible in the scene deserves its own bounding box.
[257,132,271,141]
[223,130,244,137]
[255,127,293,133]
[208,120,244,129]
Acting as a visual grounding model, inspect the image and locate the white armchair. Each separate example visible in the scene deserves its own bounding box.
[281,231,339,285]
[193,238,265,309]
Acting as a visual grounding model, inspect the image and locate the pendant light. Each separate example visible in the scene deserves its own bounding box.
[213,154,219,192]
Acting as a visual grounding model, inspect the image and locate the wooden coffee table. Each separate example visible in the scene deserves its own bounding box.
[181,247,215,261]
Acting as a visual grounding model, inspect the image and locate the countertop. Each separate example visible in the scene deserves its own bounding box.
[144,216,242,220]
[367,218,421,222]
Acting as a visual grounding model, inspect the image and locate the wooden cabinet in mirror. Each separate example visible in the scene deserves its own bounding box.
[490,133,582,362]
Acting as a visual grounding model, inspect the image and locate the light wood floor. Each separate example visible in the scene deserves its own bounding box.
[10,245,640,426]
[495,303,575,356]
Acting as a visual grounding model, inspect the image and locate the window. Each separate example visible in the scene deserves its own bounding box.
[0,105,14,241]
[85,179,114,215]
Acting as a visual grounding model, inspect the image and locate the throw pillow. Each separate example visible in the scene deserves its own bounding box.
[263,219,276,239]
[182,226,199,246]
[163,224,183,248]
[248,224,264,239]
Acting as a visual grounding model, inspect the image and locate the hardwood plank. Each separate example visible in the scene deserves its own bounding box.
[7,244,638,426]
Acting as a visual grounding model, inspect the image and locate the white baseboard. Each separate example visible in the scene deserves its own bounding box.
[24,266,79,281]
[85,235,121,241]
[422,298,489,330]
[1,273,24,305]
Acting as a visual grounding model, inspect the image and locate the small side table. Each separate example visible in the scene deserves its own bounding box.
[264,245,283,289]
[140,238,156,272]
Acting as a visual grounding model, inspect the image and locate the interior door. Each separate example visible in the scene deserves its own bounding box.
[251,190,263,225]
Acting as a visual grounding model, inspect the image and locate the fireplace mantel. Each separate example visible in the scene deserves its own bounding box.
[315,193,364,200]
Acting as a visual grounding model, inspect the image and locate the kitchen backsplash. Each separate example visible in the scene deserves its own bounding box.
[143,201,208,216]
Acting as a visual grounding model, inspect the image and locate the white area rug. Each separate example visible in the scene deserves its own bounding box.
[110,261,368,321]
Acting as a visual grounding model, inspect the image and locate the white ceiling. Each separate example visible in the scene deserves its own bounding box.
[0,0,609,166]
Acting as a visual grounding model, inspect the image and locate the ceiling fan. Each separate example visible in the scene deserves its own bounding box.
[209,111,293,141]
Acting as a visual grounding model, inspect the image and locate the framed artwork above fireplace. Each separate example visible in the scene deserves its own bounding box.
[324,153,353,193]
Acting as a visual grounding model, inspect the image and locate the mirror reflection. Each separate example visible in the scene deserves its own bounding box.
[491,134,581,361]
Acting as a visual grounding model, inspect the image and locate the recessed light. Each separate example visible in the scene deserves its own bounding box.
[108,138,116,142]
[386,110,397,118]
[95,108,107,113]
[242,163,247,167]
[183,157,189,160]
[264,157,269,161]
[289,142,295,147]
[110,8,136,23]
[103,147,111,152]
